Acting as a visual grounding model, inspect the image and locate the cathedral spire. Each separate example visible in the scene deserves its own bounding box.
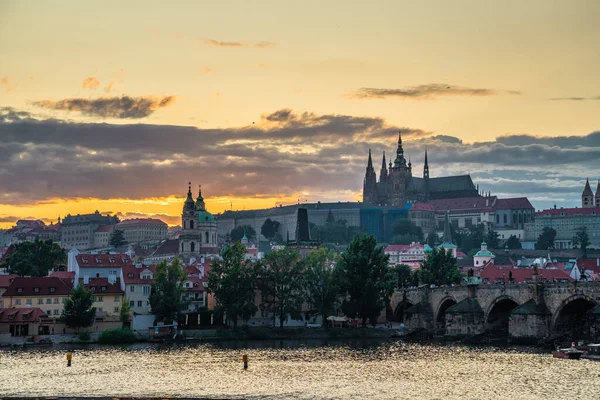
[184,181,195,211]
[379,151,388,183]
[394,130,406,167]
[381,151,386,170]
[367,148,373,169]
[423,149,429,179]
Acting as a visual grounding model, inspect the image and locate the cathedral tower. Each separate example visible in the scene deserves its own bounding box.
[362,149,378,204]
[582,178,594,208]
[595,180,600,207]
[387,131,413,207]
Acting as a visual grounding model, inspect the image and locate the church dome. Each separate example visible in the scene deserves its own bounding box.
[197,210,216,223]
[424,244,433,253]
[475,249,494,257]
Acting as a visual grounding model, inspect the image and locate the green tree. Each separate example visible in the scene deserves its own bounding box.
[505,235,522,250]
[392,219,424,242]
[535,227,557,250]
[303,248,340,327]
[1,239,65,277]
[572,227,591,257]
[311,212,360,244]
[338,234,396,327]
[207,242,258,328]
[392,234,421,245]
[61,285,96,332]
[110,229,128,248]
[419,247,461,286]
[260,218,281,241]
[258,248,305,328]
[149,258,187,324]
[426,232,439,247]
[120,298,132,325]
[485,230,500,249]
[230,225,256,243]
[395,264,413,289]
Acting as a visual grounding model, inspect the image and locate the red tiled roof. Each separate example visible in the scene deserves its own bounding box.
[4,277,73,297]
[95,225,113,233]
[428,196,496,213]
[577,259,600,274]
[152,239,180,255]
[0,308,47,322]
[117,218,167,226]
[80,277,124,294]
[16,220,45,227]
[385,243,424,252]
[538,207,600,217]
[76,253,133,268]
[478,263,572,283]
[409,203,435,212]
[184,275,207,292]
[49,271,76,281]
[122,264,156,284]
[494,197,534,210]
[0,274,19,288]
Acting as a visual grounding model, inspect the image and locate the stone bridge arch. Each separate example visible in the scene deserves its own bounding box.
[551,294,598,339]
[484,295,520,334]
[435,296,458,334]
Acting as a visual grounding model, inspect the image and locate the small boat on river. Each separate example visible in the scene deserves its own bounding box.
[582,344,600,361]
[552,348,583,360]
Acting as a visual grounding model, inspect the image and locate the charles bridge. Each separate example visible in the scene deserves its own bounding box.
[390,280,600,341]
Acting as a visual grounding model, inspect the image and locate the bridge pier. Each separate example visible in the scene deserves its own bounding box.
[508,283,551,343]
[445,284,485,337]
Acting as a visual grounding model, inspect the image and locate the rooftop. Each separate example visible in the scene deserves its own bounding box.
[76,253,134,268]
[80,277,124,294]
[537,207,600,217]
[117,218,167,226]
[0,308,47,323]
[4,276,73,297]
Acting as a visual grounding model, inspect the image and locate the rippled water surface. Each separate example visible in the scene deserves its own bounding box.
[1,340,599,399]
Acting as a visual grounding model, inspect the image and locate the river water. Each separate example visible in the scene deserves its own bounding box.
[1,339,599,399]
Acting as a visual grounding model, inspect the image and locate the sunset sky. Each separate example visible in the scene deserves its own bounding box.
[1,0,599,228]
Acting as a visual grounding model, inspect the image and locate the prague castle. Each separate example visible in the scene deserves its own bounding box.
[363,132,479,207]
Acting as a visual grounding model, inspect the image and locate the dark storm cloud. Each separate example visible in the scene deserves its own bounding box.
[32,96,176,119]
[347,84,521,99]
[0,107,597,209]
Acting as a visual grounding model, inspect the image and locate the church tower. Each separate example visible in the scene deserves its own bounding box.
[595,180,600,207]
[582,178,594,208]
[179,183,219,262]
[379,151,388,184]
[362,149,378,204]
[387,131,413,207]
[180,182,199,259]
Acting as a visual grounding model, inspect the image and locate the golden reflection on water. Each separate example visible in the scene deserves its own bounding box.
[1,342,599,399]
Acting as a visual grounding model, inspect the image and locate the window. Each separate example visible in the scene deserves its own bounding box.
[34,287,40,293]
[26,299,32,305]
[503,215,507,224]
[97,296,103,302]
[53,309,59,315]
[53,298,59,304]
[142,274,151,279]
[190,241,195,252]
[114,296,120,302]
[62,298,66,304]
[15,299,21,305]
[101,286,107,291]
[138,301,143,307]
[46,298,52,304]
[129,300,135,307]
[50,287,55,292]
[128,273,134,278]
[98,307,103,312]
[190,220,194,230]
[130,286,135,293]
[143,286,150,295]
[17,288,23,293]
[114,307,119,313]
[38,298,43,304]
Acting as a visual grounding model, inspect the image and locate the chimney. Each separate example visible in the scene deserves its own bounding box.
[597,258,599,267]
[83,275,89,285]
[485,198,489,207]
[200,256,205,264]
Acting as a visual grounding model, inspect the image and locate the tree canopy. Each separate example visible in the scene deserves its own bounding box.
[572,227,590,257]
[302,248,341,326]
[418,247,461,286]
[61,285,96,331]
[260,218,281,241]
[110,229,128,248]
[505,235,522,250]
[535,227,557,250]
[120,297,132,324]
[229,225,256,243]
[149,257,187,324]
[258,247,305,328]
[338,234,396,327]
[426,232,439,247]
[1,239,65,277]
[485,230,500,249]
[207,242,258,328]
[310,212,362,244]
[391,219,424,242]
[395,264,414,289]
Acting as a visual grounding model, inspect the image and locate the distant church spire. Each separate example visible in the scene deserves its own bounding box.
[423,149,429,179]
[381,151,386,170]
[379,151,388,183]
[394,130,406,167]
[367,148,373,168]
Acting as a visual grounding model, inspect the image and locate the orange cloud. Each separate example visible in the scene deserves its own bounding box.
[82,77,100,89]
[202,67,213,74]
[104,81,116,92]
[347,84,522,100]
[33,95,176,119]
